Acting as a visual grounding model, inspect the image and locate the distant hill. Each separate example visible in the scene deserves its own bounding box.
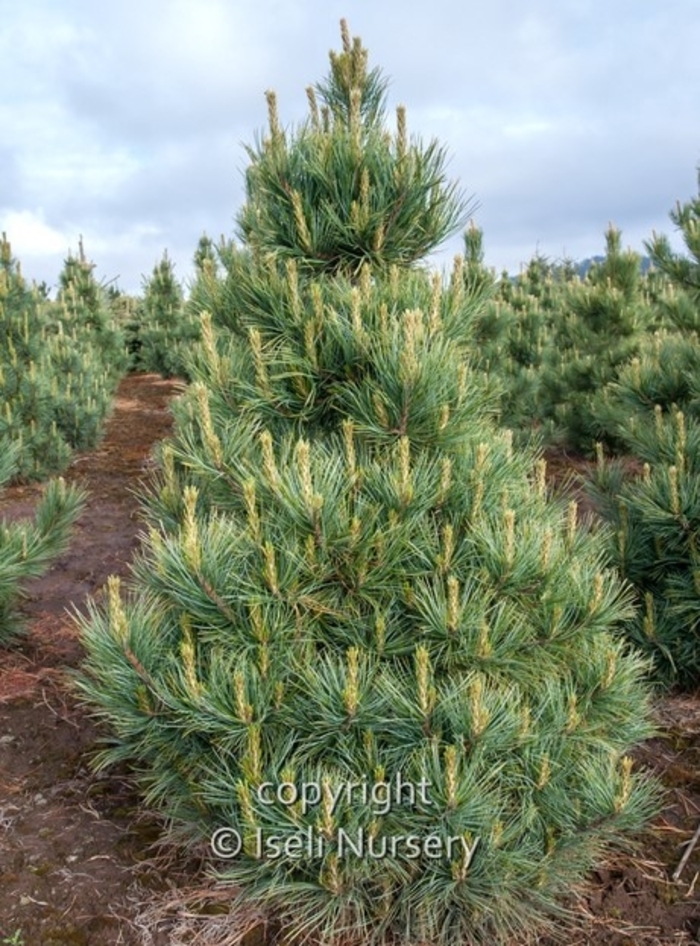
[575,255,653,278]
[505,254,655,283]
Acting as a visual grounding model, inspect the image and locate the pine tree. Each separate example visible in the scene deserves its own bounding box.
[477,227,655,453]
[58,237,103,322]
[463,228,543,439]
[131,251,198,377]
[193,234,218,276]
[77,23,659,946]
[462,221,497,299]
[0,235,72,476]
[0,235,127,478]
[50,242,128,452]
[585,174,700,687]
[238,19,471,276]
[589,407,700,688]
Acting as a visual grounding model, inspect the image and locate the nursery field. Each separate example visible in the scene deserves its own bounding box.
[0,373,698,946]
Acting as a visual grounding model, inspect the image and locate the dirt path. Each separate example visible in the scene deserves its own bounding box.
[0,374,698,945]
[0,373,182,946]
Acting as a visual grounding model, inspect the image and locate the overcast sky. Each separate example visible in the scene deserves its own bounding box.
[2,0,698,295]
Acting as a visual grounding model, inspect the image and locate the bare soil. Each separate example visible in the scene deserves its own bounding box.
[0,373,182,946]
[0,374,698,945]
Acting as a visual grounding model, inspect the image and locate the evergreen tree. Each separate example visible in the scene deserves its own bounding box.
[58,237,103,322]
[587,223,643,301]
[193,233,219,276]
[589,408,700,689]
[0,235,127,478]
[475,227,655,453]
[585,174,700,687]
[237,19,471,276]
[464,229,543,438]
[0,235,73,477]
[50,241,128,451]
[131,251,199,378]
[77,23,659,946]
[462,221,497,299]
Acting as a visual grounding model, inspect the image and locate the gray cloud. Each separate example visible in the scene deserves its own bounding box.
[2,0,699,292]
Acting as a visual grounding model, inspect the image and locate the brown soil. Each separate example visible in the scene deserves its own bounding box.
[0,375,698,945]
[0,373,184,946]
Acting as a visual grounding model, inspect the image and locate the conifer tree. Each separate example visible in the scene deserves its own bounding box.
[50,242,127,451]
[476,227,655,453]
[590,408,700,688]
[58,237,103,322]
[131,251,198,377]
[193,234,218,276]
[586,173,700,687]
[546,225,652,451]
[0,235,75,476]
[463,228,543,437]
[56,239,129,373]
[238,19,470,276]
[77,23,659,945]
[0,235,127,478]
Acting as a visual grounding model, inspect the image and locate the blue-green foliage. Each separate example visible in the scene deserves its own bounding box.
[128,251,201,379]
[75,24,660,946]
[471,226,657,454]
[0,236,128,480]
[581,174,700,688]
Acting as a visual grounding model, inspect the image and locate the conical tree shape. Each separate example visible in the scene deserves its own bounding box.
[237,20,471,276]
[0,235,127,477]
[131,251,198,377]
[77,23,659,946]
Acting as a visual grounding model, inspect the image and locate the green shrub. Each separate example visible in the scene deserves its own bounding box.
[0,443,85,643]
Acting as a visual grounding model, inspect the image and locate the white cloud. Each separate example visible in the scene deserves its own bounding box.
[2,210,69,257]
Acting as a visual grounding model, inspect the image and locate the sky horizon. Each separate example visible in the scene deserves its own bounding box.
[2,1,698,295]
